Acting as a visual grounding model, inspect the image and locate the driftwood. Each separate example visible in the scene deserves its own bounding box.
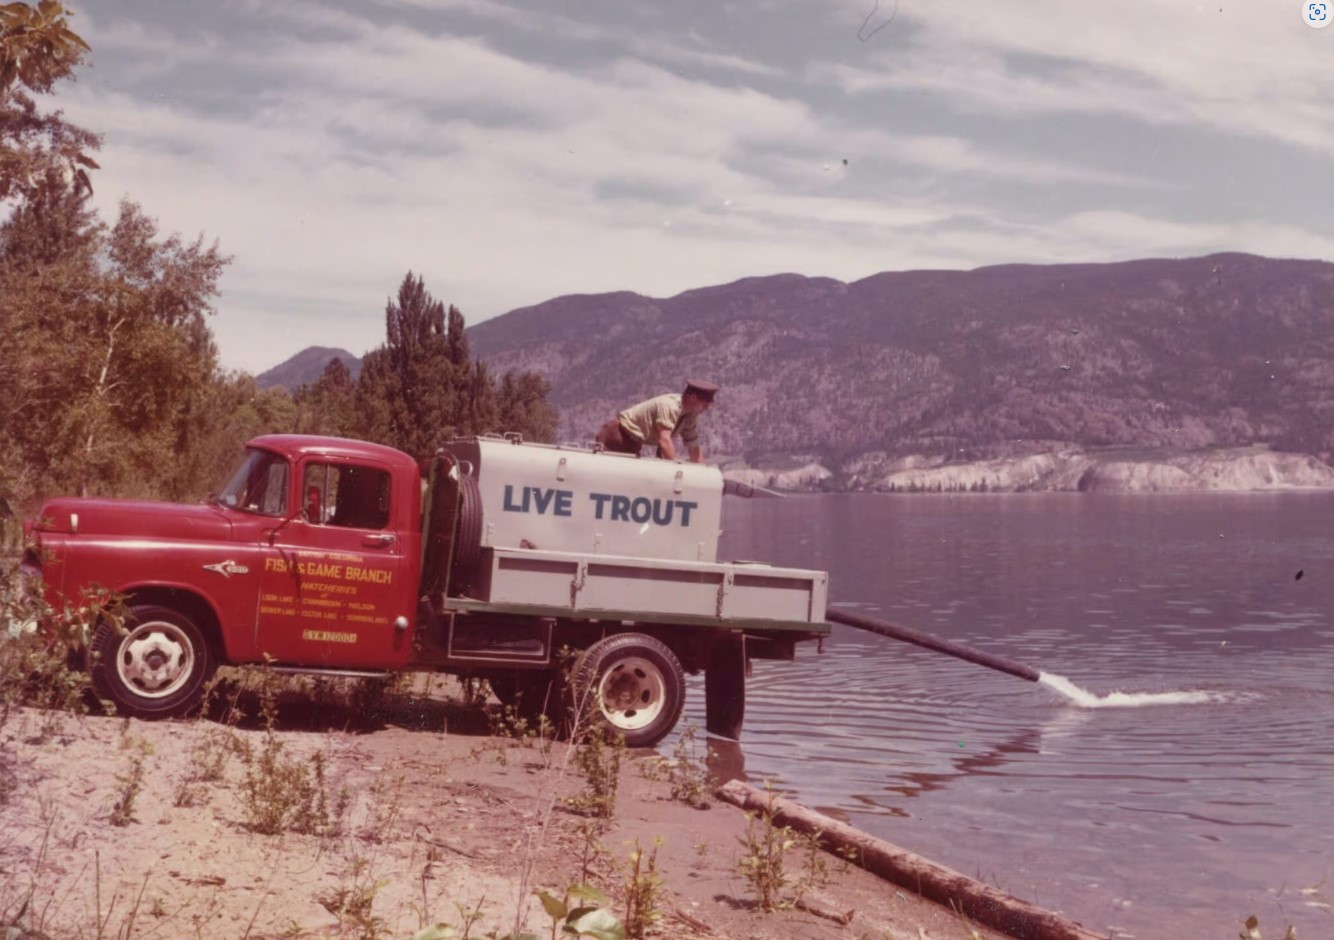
[672,907,742,940]
[791,894,855,925]
[716,780,1104,940]
[672,907,713,933]
[415,835,483,859]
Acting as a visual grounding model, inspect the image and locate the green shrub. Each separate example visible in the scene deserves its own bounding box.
[239,733,349,836]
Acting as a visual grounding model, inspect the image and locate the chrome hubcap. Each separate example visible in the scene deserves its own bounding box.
[116,621,194,699]
[595,656,666,731]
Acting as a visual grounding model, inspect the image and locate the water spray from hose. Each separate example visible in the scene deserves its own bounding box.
[827,608,1223,708]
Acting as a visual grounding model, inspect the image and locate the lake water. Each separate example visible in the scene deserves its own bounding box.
[687,492,1334,940]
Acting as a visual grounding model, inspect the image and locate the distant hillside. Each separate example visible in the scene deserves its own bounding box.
[466,253,1334,484]
[256,347,362,391]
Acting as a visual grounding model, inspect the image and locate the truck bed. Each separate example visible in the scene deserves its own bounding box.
[446,546,830,633]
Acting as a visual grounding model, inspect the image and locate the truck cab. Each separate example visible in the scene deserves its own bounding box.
[24,434,830,747]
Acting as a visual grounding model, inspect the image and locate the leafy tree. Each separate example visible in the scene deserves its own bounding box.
[0,3,249,511]
[0,193,231,502]
[1,1,98,203]
[1,0,89,92]
[174,373,297,501]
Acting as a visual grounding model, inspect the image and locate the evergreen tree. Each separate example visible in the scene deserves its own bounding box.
[465,359,499,438]
[354,272,559,453]
[445,303,469,368]
[356,272,462,456]
[496,371,558,443]
[294,358,359,437]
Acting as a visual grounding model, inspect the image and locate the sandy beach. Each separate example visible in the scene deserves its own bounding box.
[0,676,1019,940]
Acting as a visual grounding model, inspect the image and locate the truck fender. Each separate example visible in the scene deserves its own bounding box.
[110,584,229,661]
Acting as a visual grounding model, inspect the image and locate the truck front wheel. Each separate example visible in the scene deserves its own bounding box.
[571,634,685,748]
[90,605,213,719]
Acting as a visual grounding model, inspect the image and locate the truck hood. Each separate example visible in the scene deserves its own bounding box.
[35,497,235,541]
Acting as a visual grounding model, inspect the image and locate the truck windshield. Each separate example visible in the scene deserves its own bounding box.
[216,449,289,516]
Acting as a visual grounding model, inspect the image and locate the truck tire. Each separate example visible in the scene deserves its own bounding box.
[447,473,484,595]
[453,473,483,568]
[90,605,213,719]
[571,634,685,748]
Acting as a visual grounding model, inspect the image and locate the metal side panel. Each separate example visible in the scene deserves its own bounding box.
[725,570,828,622]
[486,551,582,608]
[580,560,724,618]
[480,547,827,625]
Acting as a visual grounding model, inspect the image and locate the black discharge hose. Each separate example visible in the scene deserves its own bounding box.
[827,607,1041,683]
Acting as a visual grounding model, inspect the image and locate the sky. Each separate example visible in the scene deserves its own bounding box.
[50,0,1334,374]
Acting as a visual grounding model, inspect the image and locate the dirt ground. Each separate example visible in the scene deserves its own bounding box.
[0,679,1015,940]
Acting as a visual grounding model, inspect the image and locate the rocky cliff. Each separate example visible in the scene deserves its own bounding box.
[742,446,1334,493]
[464,252,1334,491]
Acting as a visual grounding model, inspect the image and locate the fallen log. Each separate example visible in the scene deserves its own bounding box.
[671,907,714,935]
[716,780,1104,940]
[790,894,854,925]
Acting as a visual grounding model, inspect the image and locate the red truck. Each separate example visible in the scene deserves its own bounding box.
[22,434,830,746]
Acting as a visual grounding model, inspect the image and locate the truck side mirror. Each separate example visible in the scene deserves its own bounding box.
[265,507,302,545]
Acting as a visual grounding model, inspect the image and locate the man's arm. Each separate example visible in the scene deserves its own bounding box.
[688,445,703,463]
[656,426,677,460]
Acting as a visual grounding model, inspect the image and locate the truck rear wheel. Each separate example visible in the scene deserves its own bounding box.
[90,605,213,719]
[571,634,685,748]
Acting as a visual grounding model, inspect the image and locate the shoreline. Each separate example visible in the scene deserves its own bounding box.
[716,780,1104,940]
[723,445,1334,494]
[0,689,1083,940]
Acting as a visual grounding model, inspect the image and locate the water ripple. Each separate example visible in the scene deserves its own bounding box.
[711,492,1334,939]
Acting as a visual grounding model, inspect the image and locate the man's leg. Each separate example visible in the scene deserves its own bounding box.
[595,418,641,455]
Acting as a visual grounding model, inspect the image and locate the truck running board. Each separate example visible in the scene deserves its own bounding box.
[265,666,397,680]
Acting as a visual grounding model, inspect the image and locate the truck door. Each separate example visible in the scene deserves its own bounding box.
[256,458,414,668]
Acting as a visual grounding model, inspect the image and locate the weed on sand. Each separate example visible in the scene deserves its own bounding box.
[1,564,1012,940]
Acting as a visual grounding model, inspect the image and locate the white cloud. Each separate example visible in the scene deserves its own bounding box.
[816,0,1334,150]
[623,36,784,78]
[1061,211,1334,261]
[49,1,1334,374]
[868,133,1153,187]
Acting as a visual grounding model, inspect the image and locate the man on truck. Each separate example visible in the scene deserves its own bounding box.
[594,379,718,463]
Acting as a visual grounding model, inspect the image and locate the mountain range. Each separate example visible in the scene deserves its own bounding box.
[259,253,1334,490]
[255,346,361,390]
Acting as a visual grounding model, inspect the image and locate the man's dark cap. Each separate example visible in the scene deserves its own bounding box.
[684,379,719,402]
